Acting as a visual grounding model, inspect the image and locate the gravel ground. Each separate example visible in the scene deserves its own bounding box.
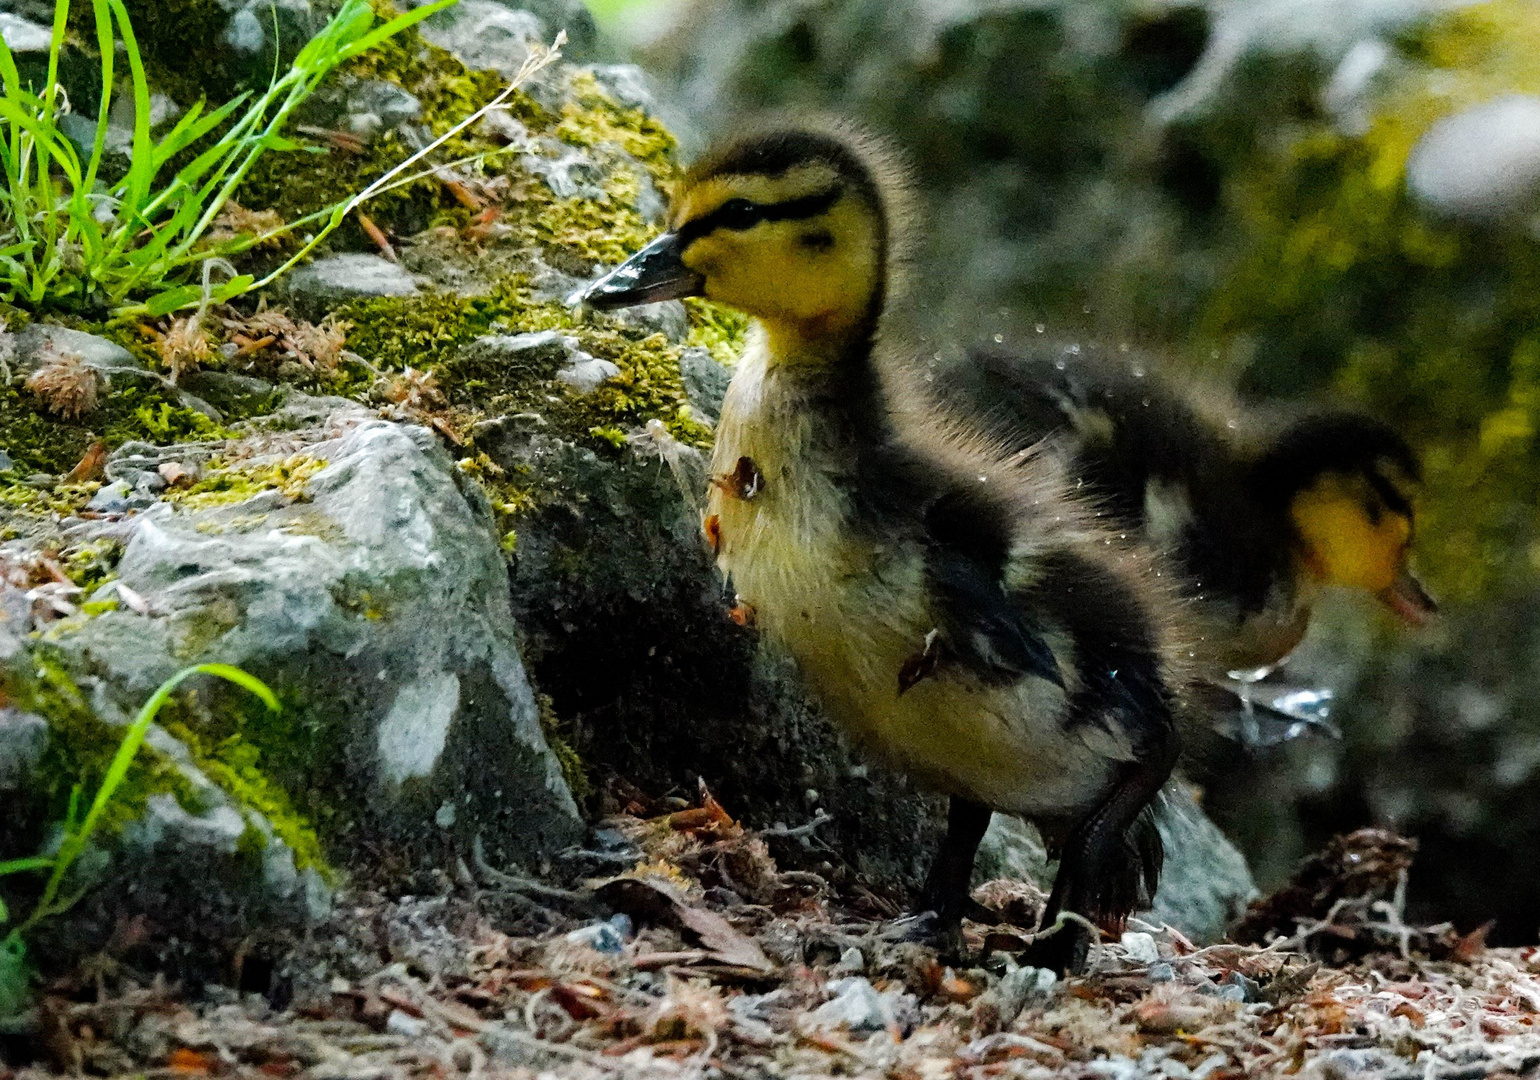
[4,796,1535,1080]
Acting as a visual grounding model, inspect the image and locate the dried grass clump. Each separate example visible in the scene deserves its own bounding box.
[159,315,213,383]
[289,315,348,370]
[206,202,286,248]
[380,367,446,413]
[236,307,350,372]
[26,350,99,419]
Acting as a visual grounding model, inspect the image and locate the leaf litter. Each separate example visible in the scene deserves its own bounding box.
[6,791,1540,1080]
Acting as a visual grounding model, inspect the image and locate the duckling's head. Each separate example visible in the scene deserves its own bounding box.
[1253,413,1435,624]
[581,121,912,346]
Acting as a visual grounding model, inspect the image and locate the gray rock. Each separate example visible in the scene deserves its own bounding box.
[1408,95,1540,220]
[555,356,620,393]
[521,139,609,200]
[465,329,573,369]
[0,708,47,791]
[810,977,915,1034]
[414,0,547,78]
[0,11,51,52]
[86,480,133,513]
[405,0,598,65]
[55,413,581,870]
[15,324,140,374]
[0,449,14,473]
[344,79,423,137]
[284,254,419,318]
[585,64,657,113]
[604,298,689,343]
[1145,783,1258,941]
[679,347,732,422]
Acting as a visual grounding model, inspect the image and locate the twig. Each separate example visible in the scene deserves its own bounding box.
[757,810,833,840]
[471,835,596,912]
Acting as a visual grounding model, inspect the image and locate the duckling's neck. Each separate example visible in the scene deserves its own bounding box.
[759,308,890,446]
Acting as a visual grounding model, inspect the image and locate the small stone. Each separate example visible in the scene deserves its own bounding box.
[0,12,52,52]
[555,356,620,394]
[416,0,546,78]
[679,347,731,422]
[0,708,49,791]
[157,461,197,488]
[809,977,915,1035]
[133,470,168,496]
[223,8,266,53]
[385,1010,428,1038]
[831,947,865,976]
[16,325,139,375]
[434,800,457,828]
[564,913,632,953]
[0,449,13,473]
[1120,931,1160,965]
[87,480,133,513]
[464,330,571,368]
[345,79,423,137]
[284,254,418,319]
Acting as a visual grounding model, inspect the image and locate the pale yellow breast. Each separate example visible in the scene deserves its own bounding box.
[704,339,1113,815]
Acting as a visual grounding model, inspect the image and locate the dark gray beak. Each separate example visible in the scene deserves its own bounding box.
[576,232,704,310]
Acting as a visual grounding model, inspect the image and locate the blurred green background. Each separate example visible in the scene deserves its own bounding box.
[589,0,1540,940]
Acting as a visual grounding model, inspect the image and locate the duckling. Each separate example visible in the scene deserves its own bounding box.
[934,343,1434,677]
[580,122,1186,971]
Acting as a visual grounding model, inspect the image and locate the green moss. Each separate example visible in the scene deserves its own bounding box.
[1,649,206,838]
[685,299,750,367]
[554,71,678,187]
[0,481,100,518]
[536,692,590,801]
[0,372,232,479]
[162,717,331,877]
[166,454,328,511]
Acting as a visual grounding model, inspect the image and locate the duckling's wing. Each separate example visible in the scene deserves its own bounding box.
[919,485,1065,690]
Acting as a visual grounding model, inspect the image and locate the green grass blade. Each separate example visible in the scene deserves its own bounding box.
[106,0,155,221]
[80,0,116,196]
[336,0,456,63]
[15,664,278,935]
[0,858,55,877]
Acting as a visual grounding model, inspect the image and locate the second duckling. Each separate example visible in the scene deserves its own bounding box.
[935,343,1434,677]
[581,123,1188,971]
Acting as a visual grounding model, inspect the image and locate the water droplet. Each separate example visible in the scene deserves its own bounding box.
[1131,364,1146,378]
[1142,397,1151,407]
[1054,360,1066,370]
[1069,344,1081,355]
[1226,419,1238,429]
[1035,323,1045,334]
[993,333,1004,344]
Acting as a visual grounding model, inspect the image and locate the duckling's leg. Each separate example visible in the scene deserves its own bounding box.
[915,796,994,953]
[1025,748,1177,973]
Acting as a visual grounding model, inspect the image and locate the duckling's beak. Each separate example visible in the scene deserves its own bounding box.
[1379,566,1437,625]
[578,232,704,310]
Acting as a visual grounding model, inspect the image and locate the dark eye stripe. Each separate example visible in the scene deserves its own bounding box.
[676,185,844,248]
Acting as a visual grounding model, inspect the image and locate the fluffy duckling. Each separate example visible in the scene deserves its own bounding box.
[935,344,1434,676]
[581,123,1186,971]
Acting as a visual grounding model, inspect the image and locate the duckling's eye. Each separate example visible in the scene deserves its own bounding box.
[716,199,765,231]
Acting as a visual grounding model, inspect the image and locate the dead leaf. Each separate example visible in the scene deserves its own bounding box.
[594,877,774,973]
[63,441,107,483]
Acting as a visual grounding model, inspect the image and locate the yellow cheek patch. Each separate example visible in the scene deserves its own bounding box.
[1291,482,1412,593]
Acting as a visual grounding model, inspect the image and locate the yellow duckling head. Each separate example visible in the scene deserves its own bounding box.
[1255,413,1435,624]
[580,120,914,352]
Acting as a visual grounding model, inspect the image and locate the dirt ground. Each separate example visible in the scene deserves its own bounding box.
[5,793,1538,1080]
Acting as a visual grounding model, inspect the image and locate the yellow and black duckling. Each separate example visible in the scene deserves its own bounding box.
[580,123,1187,971]
[935,344,1434,678]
